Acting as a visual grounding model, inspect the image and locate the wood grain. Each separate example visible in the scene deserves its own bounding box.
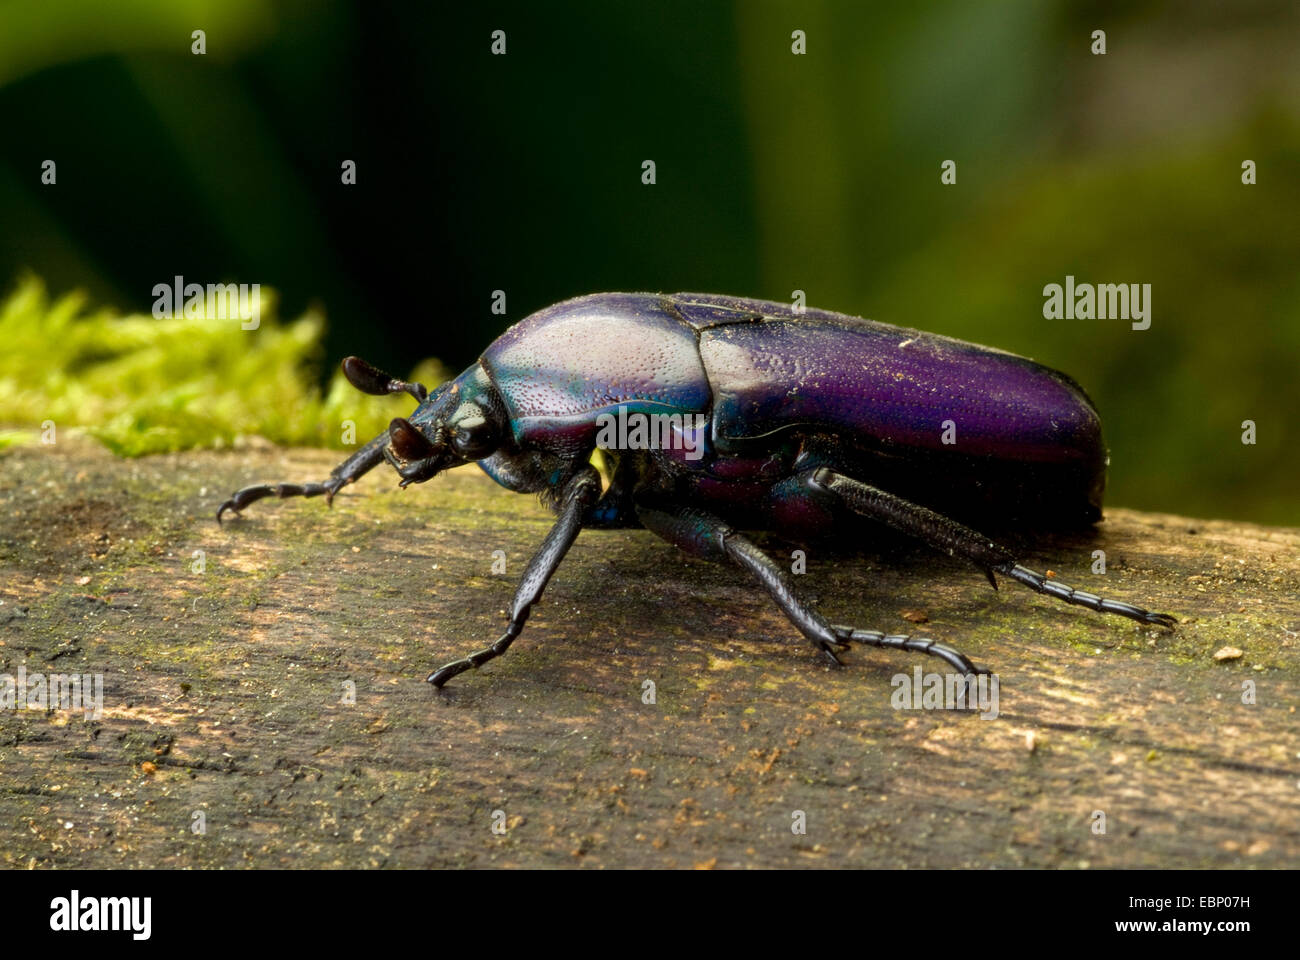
[1,436,1295,868]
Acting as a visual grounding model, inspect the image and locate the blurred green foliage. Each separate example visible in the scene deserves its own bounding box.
[869,114,1300,524]
[0,0,1295,523]
[0,276,445,455]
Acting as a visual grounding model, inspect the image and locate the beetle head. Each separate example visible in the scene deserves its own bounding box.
[381,364,507,486]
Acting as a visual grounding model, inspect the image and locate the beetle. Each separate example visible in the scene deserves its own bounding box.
[217,292,1175,687]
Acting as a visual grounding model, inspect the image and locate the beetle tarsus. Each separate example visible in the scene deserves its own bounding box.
[216,431,391,524]
[830,625,989,708]
[997,562,1177,628]
[429,623,522,687]
[830,625,986,677]
[216,480,341,524]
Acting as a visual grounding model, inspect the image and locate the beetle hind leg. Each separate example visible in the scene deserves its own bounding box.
[806,467,1177,630]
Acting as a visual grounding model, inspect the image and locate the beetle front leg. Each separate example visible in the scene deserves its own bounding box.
[427,466,603,687]
[216,431,391,523]
[806,467,1177,629]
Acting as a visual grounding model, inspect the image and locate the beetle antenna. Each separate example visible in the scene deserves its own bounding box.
[342,356,428,403]
[388,417,438,461]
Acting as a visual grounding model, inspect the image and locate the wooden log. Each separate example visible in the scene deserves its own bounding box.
[0,436,1295,867]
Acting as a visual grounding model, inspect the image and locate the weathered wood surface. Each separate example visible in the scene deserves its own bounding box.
[0,436,1296,868]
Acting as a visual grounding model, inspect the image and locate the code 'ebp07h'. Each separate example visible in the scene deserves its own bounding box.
[217,292,1176,687]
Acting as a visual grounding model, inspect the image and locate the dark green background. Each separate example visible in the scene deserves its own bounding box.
[1,0,1296,523]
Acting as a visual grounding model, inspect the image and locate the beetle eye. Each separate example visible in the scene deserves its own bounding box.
[450,415,498,459]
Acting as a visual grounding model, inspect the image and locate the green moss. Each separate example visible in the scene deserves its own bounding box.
[0,275,449,456]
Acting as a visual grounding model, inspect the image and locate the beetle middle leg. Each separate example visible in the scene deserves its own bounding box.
[805,467,1177,629]
[634,500,987,677]
[427,466,603,687]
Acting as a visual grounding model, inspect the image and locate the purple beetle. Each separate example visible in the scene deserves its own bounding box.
[217,292,1175,686]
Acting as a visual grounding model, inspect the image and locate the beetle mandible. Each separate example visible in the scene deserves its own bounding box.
[217,292,1175,686]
